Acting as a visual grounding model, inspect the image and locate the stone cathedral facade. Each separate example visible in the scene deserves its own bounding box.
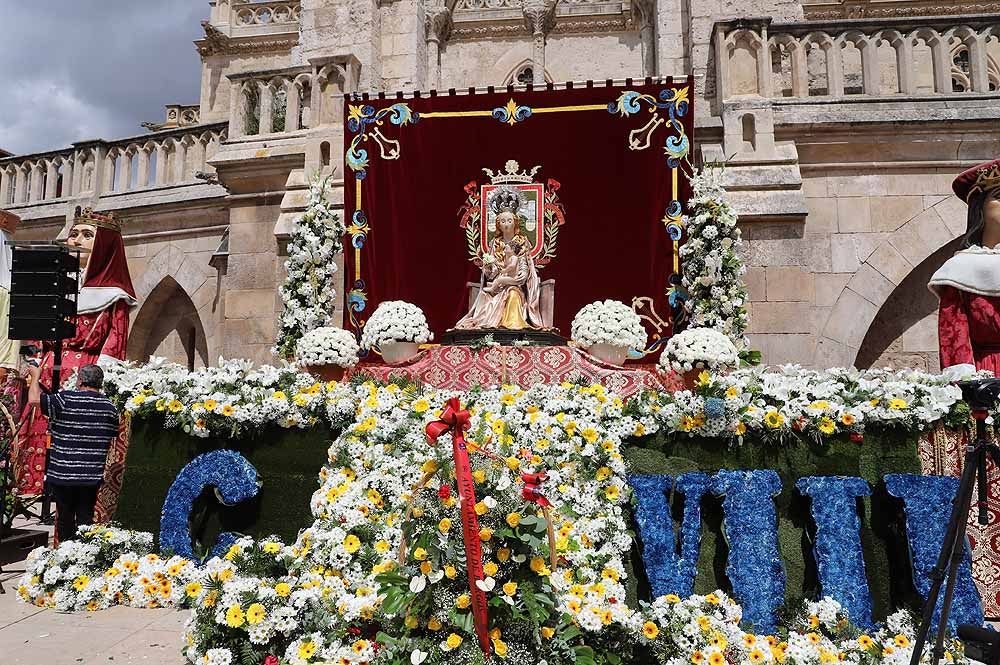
[0,0,998,369]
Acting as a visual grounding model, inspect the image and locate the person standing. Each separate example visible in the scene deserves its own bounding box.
[25,363,119,543]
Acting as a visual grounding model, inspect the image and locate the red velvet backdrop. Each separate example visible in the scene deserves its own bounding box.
[343,78,694,347]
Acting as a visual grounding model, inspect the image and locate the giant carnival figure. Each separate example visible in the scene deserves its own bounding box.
[930,160,1000,378]
[14,208,136,504]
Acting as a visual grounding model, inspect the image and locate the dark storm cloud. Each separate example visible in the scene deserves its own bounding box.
[0,0,207,156]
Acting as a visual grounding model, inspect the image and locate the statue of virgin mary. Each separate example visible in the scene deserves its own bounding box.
[456,186,545,330]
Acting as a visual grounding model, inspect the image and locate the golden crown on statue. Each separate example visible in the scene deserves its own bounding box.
[482,159,541,186]
[74,206,122,233]
[971,163,1000,199]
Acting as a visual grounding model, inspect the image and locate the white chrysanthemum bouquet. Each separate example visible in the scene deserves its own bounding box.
[360,300,433,350]
[661,327,740,373]
[295,326,359,369]
[570,299,648,351]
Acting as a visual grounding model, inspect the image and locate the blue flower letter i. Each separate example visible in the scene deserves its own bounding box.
[885,474,984,631]
[796,476,874,629]
[159,449,261,560]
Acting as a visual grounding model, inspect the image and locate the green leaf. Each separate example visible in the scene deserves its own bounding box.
[574,646,597,665]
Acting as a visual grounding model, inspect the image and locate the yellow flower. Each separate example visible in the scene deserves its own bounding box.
[497,548,511,562]
[809,400,830,411]
[420,561,432,575]
[484,562,499,577]
[665,594,681,603]
[456,594,471,609]
[503,582,518,596]
[298,640,316,660]
[427,617,443,631]
[734,422,747,435]
[344,535,361,553]
[505,456,521,471]
[809,615,820,628]
[203,398,218,411]
[581,427,599,443]
[894,635,910,648]
[506,512,521,528]
[643,621,660,640]
[444,565,458,579]
[705,593,720,605]
[764,411,785,429]
[421,459,438,473]
[438,518,452,533]
[493,638,509,658]
[605,485,620,501]
[246,603,266,625]
[131,394,146,406]
[404,614,419,629]
[595,467,611,481]
[500,393,516,406]
[840,413,856,426]
[225,604,245,628]
[475,501,488,516]
[263,542,281,554]
[818,417,836,435]
[858,636,874,650]
[695,371,711,387]
[530,557,550,575]
[889,399,908,410]
[472,469,486,483]
[744,634,757,647]
[692,651,705,664]
[412,547,428,561]
[184,582,202,598]
[479,527,493,541]
[726,386,739,398]
[680,415,697,432]
[807,633,821,645]
[168,400,184,413]
[275,582,291,597]
[709,652,725,665]
[272,391,287,401]
[541,627,555,639]
[413,399,430,413]
[72,575,89,591]
[750,649,765,664]
[446,633,463,649]
[221,404,235,417]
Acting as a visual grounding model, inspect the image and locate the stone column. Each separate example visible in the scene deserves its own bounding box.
[15,167,27,204]
[155,143,169,185]
[424,4,452,90]
[522,0,557,85]
[136,148,151,188]
[61,158,73,197]
[633,0,656,77]
[173,137,190,183]
[0,168,10,205]
[44,160,59,200]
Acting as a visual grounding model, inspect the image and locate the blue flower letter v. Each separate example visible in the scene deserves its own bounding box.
[629,473,710,598]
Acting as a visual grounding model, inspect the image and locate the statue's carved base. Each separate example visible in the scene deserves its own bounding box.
[441,327,567,346]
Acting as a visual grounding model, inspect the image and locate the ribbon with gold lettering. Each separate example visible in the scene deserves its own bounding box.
[425,398,492,658]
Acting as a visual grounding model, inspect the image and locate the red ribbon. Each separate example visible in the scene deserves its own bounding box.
[521,472,552,507]
[425,398,492,659]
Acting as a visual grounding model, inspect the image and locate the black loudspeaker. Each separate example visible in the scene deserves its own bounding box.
[8,245,79,341]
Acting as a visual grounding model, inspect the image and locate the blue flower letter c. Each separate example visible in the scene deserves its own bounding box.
[159,450,260,560]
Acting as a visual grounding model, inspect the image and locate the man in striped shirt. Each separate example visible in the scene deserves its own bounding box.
[26,363,119,543]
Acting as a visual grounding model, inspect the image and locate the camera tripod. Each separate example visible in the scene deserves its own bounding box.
[909,378,1000,665]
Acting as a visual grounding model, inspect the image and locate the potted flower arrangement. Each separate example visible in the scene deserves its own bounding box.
[661,327,739,389]
[295,326,360,382]
[360,300,434,365]
[570,299,647,366]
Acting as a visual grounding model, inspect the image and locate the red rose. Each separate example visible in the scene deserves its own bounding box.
[264,656,278,665]
[438,484,451,499]
[850,433,864,443]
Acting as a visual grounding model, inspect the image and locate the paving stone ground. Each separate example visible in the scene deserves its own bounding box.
[0,518,187,665]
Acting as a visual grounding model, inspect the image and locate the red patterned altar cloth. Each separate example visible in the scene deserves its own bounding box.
[348,345,679,397]
[919,425,1000,618]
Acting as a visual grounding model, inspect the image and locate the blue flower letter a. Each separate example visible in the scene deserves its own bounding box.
[159,450,260,560]
[629,473,710,598]
[796,476,874,629]
[712,469,786,632]
[885,474,984,631]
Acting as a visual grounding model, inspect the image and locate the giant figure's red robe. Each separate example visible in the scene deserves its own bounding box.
[932,250,1000,378]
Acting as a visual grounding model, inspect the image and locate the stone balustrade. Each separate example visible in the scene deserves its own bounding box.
[228,63,352,138]
[231,0,300,27]
[714,15,1000,102]
[0,123,227,207]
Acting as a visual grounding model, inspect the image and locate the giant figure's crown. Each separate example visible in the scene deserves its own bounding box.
[970,162,1000,200]
[74,207,122,233]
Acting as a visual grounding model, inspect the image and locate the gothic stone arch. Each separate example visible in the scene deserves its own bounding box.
[814,194,968,369]
[127,275,210,370]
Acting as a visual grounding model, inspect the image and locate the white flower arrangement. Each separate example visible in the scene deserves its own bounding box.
[359,300,433,350]
[679,168,749,349]
[571,299,648,351]
[16,384,970,665]
[661,327,740,373]
[274,174,346,359]
[294,326,359,369]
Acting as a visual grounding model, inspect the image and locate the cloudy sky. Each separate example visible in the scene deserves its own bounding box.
[0,1,208,156]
